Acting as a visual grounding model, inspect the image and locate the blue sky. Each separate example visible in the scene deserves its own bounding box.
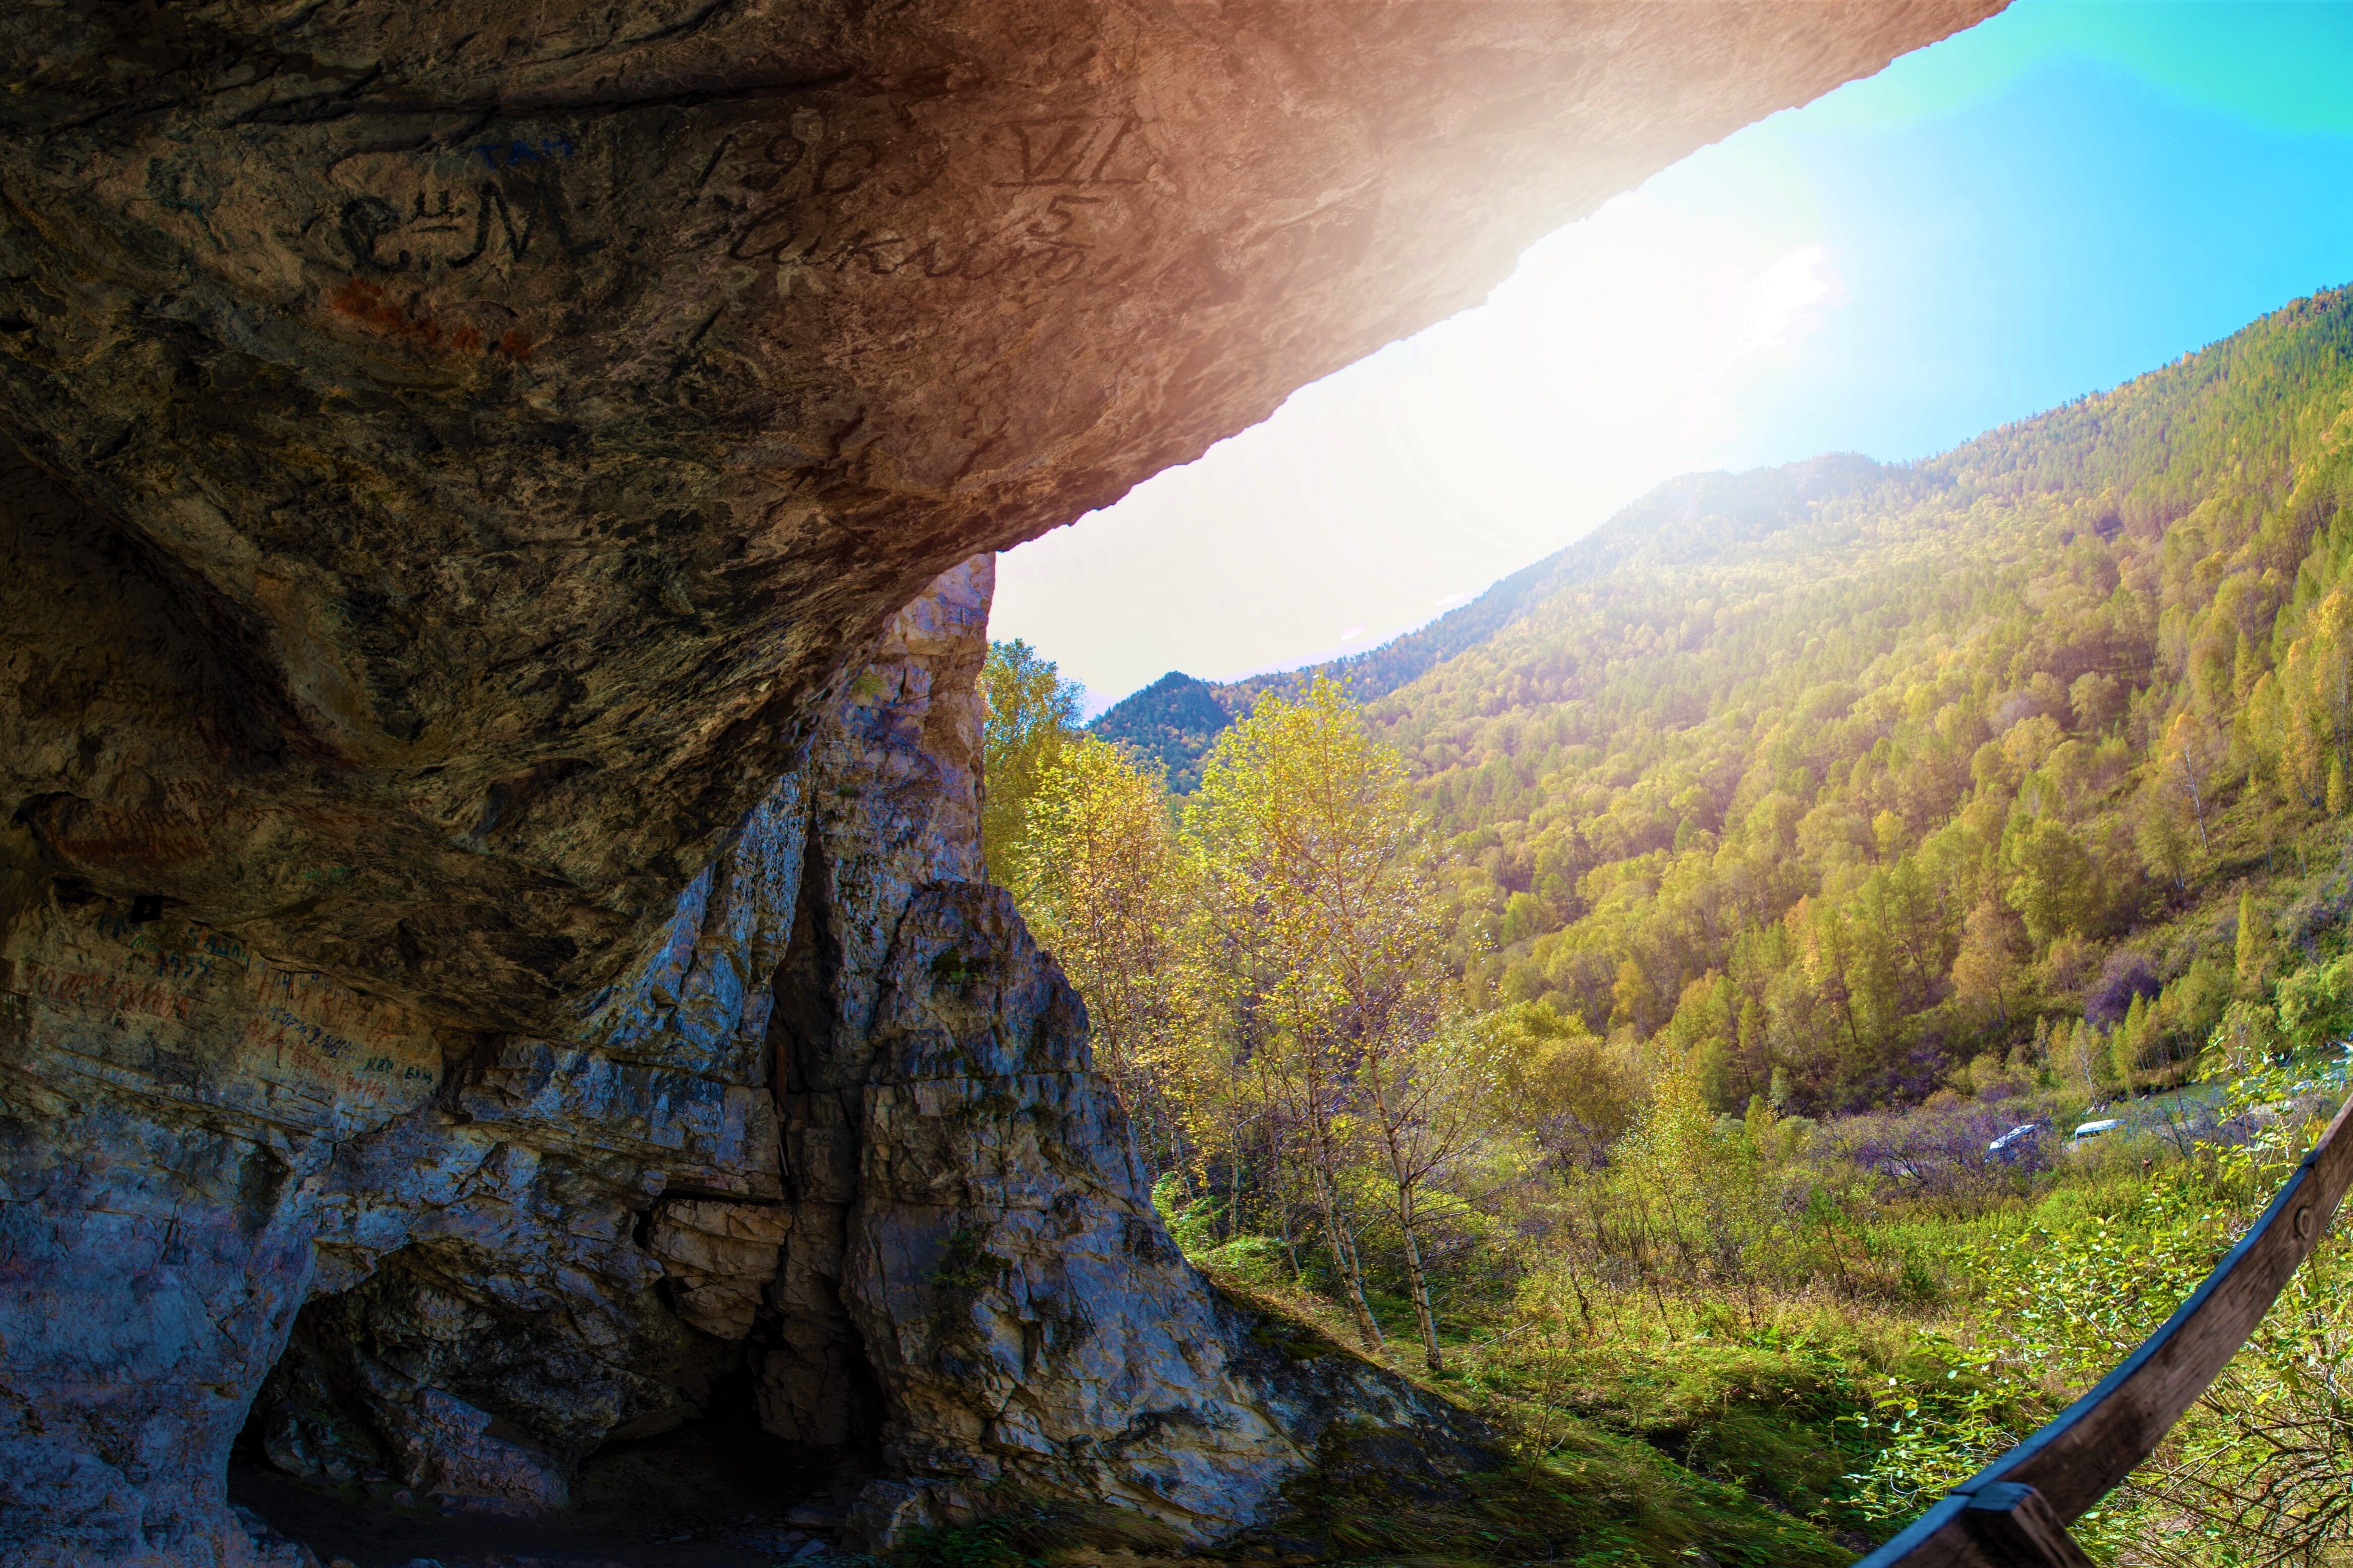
[993,1,2353,715]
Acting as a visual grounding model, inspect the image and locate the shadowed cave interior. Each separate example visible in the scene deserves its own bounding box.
[229,1375,846,1568]
[228,871,888,1564]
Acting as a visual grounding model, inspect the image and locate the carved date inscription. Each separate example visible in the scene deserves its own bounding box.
[990,115,1145,188]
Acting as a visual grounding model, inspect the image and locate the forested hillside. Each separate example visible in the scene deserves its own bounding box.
[962,285,2353,1568]
[1086,455,1892,790]
[1087,671,1237,792]
[1388,286,2353,1112]
[1088,283,2353,1112]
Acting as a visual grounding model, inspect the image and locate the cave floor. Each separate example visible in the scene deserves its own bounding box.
[229,1405,858,1568]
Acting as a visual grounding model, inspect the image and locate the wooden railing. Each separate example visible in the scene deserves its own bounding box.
[1857,1090,2353,1568]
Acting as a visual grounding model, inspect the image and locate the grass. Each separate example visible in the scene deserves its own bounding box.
[1258,1419,1857,1568]
[892,1421,1863,1568]
[891,1272,1950,1567]
[907,1046,2302,1566]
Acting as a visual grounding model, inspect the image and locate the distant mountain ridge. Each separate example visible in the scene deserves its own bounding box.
[1088,280,2353,1112]
[1088,451,1896,790]
[1089,671,1236,792]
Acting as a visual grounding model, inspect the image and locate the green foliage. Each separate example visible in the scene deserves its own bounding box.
[1151,1172,1222,1255]
[1010,734,1203,1172]
[980,639,1085,885]
[1844,1047,2353,1566]
[930,1224,1005,1300]
[2276,951,2353,1049]
[1272,1425,1855,1568]
[980,284,2353,1567]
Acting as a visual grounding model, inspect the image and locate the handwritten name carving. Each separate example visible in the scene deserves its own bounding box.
[299,101,1161,319]
[710,108,1154,288]
[24,961,198,1022]
[330,150,604,278]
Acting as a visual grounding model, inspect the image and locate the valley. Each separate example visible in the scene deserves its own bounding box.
[987,282,2353,1567]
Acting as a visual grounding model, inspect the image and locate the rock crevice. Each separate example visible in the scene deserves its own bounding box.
[3,559,1471,1564]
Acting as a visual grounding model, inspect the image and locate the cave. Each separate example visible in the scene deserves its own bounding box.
[0,4,2005,1564]
[230,1339,850,1566]
[227,862,886,1545]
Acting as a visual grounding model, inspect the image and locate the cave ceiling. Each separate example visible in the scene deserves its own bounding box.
[0,1,2005,1032]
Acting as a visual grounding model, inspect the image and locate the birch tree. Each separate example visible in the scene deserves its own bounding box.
[1189,676,1444,1353]
[980,638,1084,885]
[1012,735,1207,1173]
[1360,1019,1504,1369]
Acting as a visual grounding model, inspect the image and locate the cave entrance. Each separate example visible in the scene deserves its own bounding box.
[225,829,890,1565]
[230,1261,870,1566]
[230,1355,851,1567]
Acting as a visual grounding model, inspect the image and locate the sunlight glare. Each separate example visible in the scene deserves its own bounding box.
[991,182,1845,707]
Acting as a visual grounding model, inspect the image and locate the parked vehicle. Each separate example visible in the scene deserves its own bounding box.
[1987,1122,2045,1161]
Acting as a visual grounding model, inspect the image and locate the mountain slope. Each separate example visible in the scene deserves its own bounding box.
[1090,671,1238,792]
[1369,282,2353,1111]
[1089,453,1896,790]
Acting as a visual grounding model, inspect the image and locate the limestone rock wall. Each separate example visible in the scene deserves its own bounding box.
[1,558,1471,1565]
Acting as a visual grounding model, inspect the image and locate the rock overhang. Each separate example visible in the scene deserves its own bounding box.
[0,0,2006,1025]
[0,11,2019,1560]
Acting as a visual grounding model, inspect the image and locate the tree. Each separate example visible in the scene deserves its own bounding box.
[1486,1001,1642,1172]
[2070,671,2123,734]
[2272,586,2353,808]
[1012,736,1204,1172]
[2003,816,2099,947]
[2133,773,2195,891]
[2231,628,2264,706]
[1950,895,2029,1028]
[1609,959,1657,1035]
[2233,889,2272,1000]
[1358,1018,1503,1370]
[1189,676,1444,1353]
[2157,710,2224,852]
[1664,973,1739,1110]
[2061,1017,2106,1099]
[980,638,1084,884]
[2110,992,2148,1094]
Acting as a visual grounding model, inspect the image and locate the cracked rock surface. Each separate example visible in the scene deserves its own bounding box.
[0,5,2004,1565]
[2,562,1477,1566]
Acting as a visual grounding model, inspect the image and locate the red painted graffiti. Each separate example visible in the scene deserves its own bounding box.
[330,279,532,363]
[24,964,196,1022]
